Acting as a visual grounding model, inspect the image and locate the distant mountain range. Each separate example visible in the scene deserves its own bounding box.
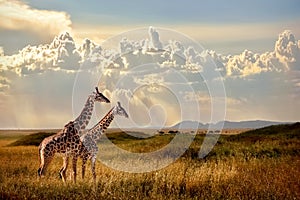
[172,120,292,129]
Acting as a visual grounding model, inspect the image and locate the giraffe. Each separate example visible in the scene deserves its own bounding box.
[73,87,110,135]
[37,121,79,181]
[78,101,128,184]
[38,87,110,182]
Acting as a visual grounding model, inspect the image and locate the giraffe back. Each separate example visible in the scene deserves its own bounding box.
[39,121,82,157]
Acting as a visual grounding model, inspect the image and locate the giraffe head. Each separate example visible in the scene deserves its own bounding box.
[113,101,129,118]
[93,87,110,103]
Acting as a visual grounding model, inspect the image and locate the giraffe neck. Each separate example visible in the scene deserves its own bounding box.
[74,95,94,133]
[88,107,115,141]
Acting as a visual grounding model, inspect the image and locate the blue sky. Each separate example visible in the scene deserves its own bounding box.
[26,0,300,24]
[0,0,299,128]
[1,0,299,55]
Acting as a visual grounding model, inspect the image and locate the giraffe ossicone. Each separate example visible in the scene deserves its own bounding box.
[74,87,110,134]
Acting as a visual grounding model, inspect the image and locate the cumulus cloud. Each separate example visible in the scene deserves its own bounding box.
[1,27,299,82]
[0,0,71,38]
[77,39,98,61]
[275,30,300,70]
[0,32,80,76]
[1,27,300,127]
[148,26,163,50]
[209,30,300,77]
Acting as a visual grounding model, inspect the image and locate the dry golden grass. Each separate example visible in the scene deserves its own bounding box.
[0,124,299,199]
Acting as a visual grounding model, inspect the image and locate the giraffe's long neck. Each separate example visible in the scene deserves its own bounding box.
[74,95,94,134]
[88,107,115,141]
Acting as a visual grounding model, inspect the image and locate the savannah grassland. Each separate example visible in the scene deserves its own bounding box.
[0,124,299,200]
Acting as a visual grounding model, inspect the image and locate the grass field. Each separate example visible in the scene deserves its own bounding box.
[0,123,299,199]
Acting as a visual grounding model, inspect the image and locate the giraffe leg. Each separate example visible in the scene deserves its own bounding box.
[72,156,78,183]
[38,159,45,177]
[38,152,53,178]
[91,156,96,185]
[81,157,88,179]
[59,156,69,182]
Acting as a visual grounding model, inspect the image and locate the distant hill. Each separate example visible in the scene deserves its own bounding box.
[172,120,292,129]
[228,122,300,142]
[8,132,55,146]
[171,121,208,129]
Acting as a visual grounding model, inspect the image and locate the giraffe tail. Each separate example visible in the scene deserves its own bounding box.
[37,143,43,177]
[38,144,41,158]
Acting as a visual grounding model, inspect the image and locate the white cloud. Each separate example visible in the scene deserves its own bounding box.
[0,32,81,76]
[0,27,300,127]
[209,30,300,77]
[77,39,99,62]
[275,30,300,70]
[1,27,299,89]
[148,26,163,50]
[0,0,71,38]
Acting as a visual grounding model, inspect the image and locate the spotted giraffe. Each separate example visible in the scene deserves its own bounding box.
[37,121,79,180]
[38,87,110,182]
[73,87,110,134]
[79,102,128,183]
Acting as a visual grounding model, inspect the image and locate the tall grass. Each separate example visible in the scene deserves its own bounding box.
[0,123,299,199]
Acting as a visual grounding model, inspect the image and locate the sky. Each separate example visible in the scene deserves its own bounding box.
[0,0,300,129]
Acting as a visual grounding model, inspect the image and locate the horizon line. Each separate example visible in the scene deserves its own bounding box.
[0,119,297,130]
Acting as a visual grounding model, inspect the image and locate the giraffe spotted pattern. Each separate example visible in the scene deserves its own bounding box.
[38,121,81,181]
[79,102,128,183]
[37,87,110,183]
